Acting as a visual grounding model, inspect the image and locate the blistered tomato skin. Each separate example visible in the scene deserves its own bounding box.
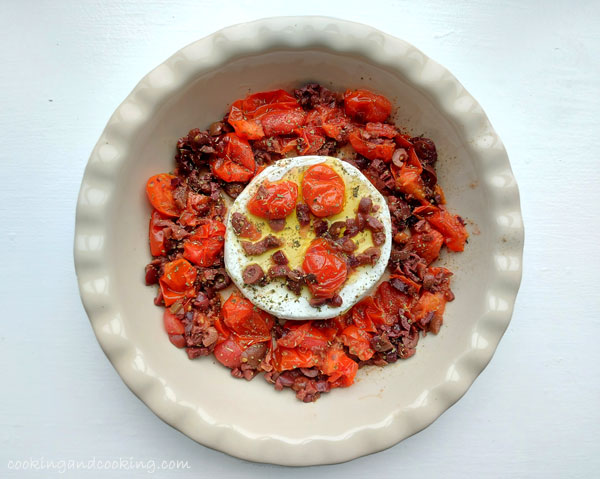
[210,133,256,183]
[343,89,392,123]
[302,238,348,299]
[146,174,179,217]
[149,210,167,256]
[182,221,227,267]
[158,258,197,306]
[247,180,299,220]
[301,164,345,218]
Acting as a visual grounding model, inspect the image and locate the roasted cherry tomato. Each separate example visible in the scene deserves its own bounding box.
[348,130,396,162]
[406,228,444,265]
[214,337,245,368]
[330,313,352,333]
[168,334,186,349]
[273,346,319,371]
[159,258,197,306]
[318,106,350,141]
[341,325,374,361]
[183,220,226,267]
[221,291,274,342]
[412,291,447,334]
[252,136,298,155]
[365,122,398,138]
[277,321,332,351]
[247,180,299,220]
[178,192,211,227]
[163,309,185,335]
[321,347,358,387]
[351,297,383,333]
[374,281,414,325]
[301,164,345,217]
[344,89,392,123]
[210,133,256,183]
[146,173,179,217]
[295,127,326,155]
[413,204,469,252]
[302,238,348,299]
[390,147,427,201]
[261,109,306,136]
[228,90,301,140]
[149,210,167,256]
[276,322,312,348]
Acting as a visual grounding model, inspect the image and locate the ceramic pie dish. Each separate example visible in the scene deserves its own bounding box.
[74,16,524,465]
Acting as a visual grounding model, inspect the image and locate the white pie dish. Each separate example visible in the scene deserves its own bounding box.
[74,16,524,466]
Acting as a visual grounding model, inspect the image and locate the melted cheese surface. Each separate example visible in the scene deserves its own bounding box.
[224,156,392,320]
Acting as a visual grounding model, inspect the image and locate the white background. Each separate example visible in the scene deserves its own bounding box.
[2,1,599,477]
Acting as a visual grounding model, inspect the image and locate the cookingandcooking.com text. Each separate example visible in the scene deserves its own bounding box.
[6,457,190,474]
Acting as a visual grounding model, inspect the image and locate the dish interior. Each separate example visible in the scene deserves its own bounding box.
[105,49,494,440]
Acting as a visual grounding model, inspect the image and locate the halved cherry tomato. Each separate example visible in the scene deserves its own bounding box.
[273,346,318,371]
[234,89,299,117]
[348,130,396,162]
[210,133,256,183]
[163,309,185,335]
[213,316,230,340]
[253,136,298,155]
[330,313,352,333]
[321,347,358,387]
[301,164,345,217]
[310,321,338,344]
[228,90,301,140]
[149,210,167,256]
[278,321,332,351]
[295,127,326,155]
[405,228,444,264]
[277,322,311,348]
[247,180,298,220]
[146,173,179,217]
[365,122,398,138]
[178,192,211,227]
[374,281,414,324]
[261,109,306,136]
[221,291,274,342]
[182,220,226,267]
[390,147,427,201]
[302,238,348,299]
[168,334,186,348]
[318,106,350,141]
[351,297,383,333]
[344,89,392,123]
[214,337,244,368]
[413,205,469,252]
[412,291,447,334]
[159,258,197,306]
[341,325,374,361]
[300,326,331,351]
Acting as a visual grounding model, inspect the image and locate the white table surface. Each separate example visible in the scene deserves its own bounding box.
[2,1,599,477]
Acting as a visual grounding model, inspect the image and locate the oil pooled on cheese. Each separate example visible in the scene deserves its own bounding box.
[242,160,376,275]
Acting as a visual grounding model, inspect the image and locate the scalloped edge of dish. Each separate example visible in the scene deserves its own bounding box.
[74,16,523,466]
